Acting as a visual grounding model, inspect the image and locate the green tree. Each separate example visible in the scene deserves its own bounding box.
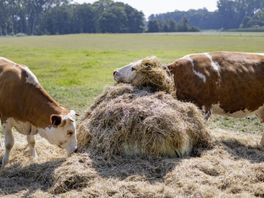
[243,8,264,27]
[217,0,239,29]
[217,0,264,29]
[0,0,9,35]
[97,5,128,33]
[147,20,161,32]
[72,4,95,33]
[40,5,73,34]
[94,0,144,33]
[24,0,70,34]
[124,4,145,33]
[167,20,177,32]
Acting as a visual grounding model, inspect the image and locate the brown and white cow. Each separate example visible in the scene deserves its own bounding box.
[0,57,78,167]
[113,52,264,146]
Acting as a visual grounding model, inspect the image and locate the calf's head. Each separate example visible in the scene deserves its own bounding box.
[39,110,78,155]
[113,56,174,93]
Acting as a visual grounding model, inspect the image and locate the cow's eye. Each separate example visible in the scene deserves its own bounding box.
[67,130,73,136]
[131,67,136,71]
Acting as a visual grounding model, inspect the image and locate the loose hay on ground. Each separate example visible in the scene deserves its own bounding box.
[0,130,263,197]
[77,83,212,158]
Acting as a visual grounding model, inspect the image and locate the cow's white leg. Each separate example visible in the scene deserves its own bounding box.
[1,122,14,168]
[27,135,37,158]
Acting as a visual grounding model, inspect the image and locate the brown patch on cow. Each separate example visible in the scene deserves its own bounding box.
[0,57,69,128]
[213,52,264,112]
[168,52,264,113]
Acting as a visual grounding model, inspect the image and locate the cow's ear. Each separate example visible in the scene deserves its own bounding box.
[50,114,62,127]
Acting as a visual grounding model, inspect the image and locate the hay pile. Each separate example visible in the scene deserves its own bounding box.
[77,83,211,158]
[0,129,263,197]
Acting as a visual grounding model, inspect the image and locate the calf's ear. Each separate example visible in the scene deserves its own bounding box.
[50,114,62,127]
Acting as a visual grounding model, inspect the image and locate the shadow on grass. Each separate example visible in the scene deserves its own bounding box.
[0,158,65,197]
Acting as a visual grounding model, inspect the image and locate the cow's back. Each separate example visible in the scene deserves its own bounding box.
[0,57,62,127]
[0,57,23,121]
[214,52,264,112]
[168,52,264,113]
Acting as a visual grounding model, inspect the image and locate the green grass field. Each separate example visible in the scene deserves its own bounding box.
[1,33,264,133]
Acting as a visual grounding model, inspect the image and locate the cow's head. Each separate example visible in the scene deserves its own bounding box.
[39,110,78,156]
[113,56,162,84]
[113,56,174,93]
[113,59,142,84]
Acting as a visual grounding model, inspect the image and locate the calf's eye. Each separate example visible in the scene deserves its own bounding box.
[131,67,136,71]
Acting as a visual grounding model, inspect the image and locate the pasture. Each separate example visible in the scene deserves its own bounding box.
[1,33,264,131]
[0,33,264,197]
[0,33,263,110]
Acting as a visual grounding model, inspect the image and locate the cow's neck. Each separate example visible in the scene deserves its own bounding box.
[23,85,67,129]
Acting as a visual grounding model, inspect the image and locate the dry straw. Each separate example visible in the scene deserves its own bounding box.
[1,128,263,197]
[78,83,212,158]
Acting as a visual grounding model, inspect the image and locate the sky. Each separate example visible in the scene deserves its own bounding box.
[74,0,218,17]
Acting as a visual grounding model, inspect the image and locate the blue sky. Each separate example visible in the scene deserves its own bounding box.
[74,0,218,17]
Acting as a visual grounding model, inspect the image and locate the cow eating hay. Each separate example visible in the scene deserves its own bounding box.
[114,53,264,146]
[114,56,175,94]
[77,83,212,158]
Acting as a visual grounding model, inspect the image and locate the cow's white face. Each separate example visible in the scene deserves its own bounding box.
[39,110,77,156]
[113,60,142,83]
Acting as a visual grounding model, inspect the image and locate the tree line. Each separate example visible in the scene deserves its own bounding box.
[0,0,263,35]
[0,0,144,35]
[149,0,264,31]
[148,17,199,32]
